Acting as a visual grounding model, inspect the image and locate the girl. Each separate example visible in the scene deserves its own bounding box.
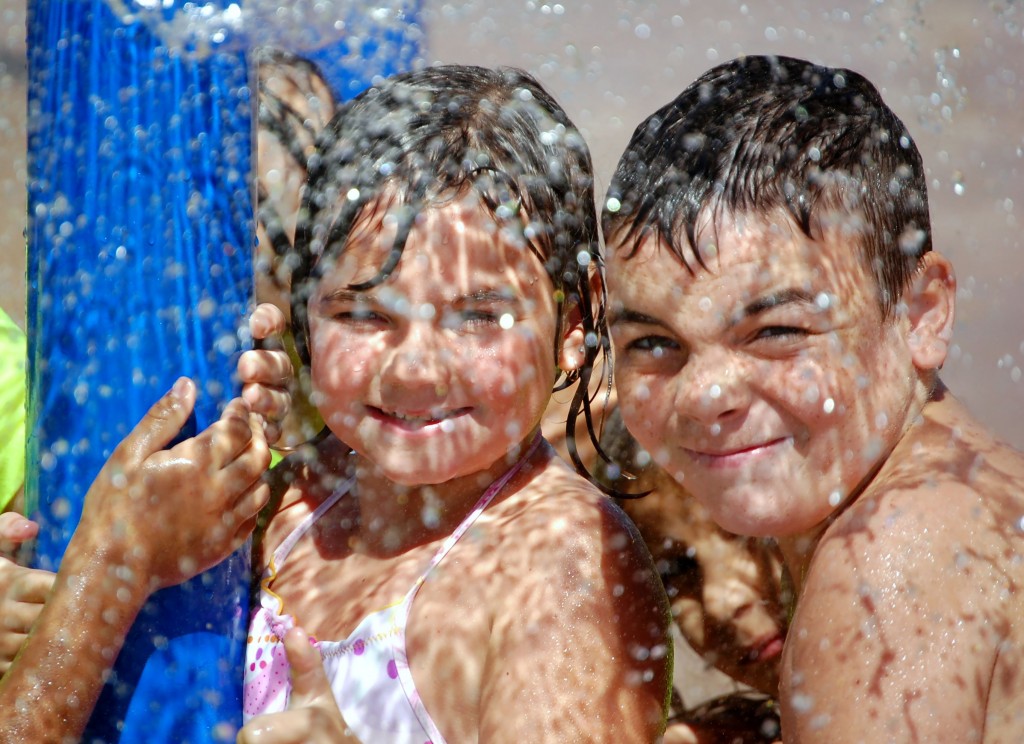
[238,65,671,743]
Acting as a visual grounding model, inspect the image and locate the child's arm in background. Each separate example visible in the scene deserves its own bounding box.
[0,378,270,742]
[0,303,293,677]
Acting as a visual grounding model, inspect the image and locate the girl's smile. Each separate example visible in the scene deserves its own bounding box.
[367,405,474,432]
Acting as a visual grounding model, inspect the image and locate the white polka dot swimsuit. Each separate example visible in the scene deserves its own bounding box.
[243,435,541,743]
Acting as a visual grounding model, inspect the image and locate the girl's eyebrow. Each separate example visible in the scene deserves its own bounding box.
[458,288,517,304]
[320,287,518,306]
[320,288,366,304]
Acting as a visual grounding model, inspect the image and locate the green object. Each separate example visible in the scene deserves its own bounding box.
[0,309,26,512]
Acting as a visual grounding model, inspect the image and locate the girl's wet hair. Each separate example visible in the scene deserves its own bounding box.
[603,54,932,317]
[291,64,613,486]
[255,46,337,264]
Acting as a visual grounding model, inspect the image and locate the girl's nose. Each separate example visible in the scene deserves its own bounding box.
[378,322,451,400]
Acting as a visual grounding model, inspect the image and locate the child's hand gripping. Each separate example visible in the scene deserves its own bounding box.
[237,303,293,445]
[72,377,271,591]
[237,627,356,744]
[0,513,54,674]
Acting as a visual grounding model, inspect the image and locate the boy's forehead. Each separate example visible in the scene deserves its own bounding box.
[607,208,872,305]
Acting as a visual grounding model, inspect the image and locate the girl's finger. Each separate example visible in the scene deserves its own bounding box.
[249,302,288,342]
[8,568,56,604]
[1,598,44,635]
[237,711,308,744]
[238,348,293,386]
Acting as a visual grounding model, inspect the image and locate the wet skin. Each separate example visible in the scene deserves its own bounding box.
[606,207,1024,742]
[606,209,920,542]
[246,195,672,743]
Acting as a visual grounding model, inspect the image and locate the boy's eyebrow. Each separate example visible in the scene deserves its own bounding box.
[607,289,817,328]
[607,308,668,328]
[742,288,817,317]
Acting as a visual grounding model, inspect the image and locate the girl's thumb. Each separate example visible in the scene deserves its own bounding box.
[284,626,331,710]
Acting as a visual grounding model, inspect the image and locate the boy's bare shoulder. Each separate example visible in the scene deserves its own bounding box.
[782,394,1024,742]
[819,393,1024,614]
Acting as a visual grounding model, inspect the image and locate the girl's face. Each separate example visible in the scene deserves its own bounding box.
[307,196,563,487]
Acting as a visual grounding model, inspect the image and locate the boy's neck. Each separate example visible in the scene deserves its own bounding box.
[777,379,951,597]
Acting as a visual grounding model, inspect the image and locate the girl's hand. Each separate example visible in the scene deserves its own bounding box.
[73,377,271,591]
[237,627,356,744]
[0,511,38,561]
[0,515,54,675]
[0,512,55,674]
[237,303,293,445]
[0,559,53,675]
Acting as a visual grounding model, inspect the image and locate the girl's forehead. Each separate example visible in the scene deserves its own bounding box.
[321,197,549,295]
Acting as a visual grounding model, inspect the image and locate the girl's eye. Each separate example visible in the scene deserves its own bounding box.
[626,335,678,354]
[334,308,385,324]
[462,309,500,324]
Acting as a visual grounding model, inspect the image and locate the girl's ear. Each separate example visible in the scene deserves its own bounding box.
[904,251,956,371]
[558,301,587,372]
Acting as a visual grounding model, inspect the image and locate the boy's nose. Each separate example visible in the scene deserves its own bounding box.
[677,350,750,426]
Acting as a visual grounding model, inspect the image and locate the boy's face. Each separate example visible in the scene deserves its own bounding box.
[307,197,560,487]
[606,209,918,538]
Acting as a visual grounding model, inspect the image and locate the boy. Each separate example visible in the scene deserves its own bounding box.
[603,54,1024,742]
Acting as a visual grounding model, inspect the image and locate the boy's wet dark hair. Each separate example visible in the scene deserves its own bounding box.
[292,64,609,479]
[603,54,932,317]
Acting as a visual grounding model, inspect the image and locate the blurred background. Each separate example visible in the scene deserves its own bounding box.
[1,0,1020,454]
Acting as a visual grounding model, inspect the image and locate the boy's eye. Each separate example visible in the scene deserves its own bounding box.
[442,308,505,329]
[752,325,807,341]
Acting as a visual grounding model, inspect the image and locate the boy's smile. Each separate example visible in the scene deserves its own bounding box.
[607,208,920,539]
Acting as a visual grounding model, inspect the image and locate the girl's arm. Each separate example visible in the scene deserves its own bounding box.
[482,493,673,743]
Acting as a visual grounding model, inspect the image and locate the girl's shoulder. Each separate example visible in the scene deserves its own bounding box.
[255,438,356,558]
[486,449,650,566]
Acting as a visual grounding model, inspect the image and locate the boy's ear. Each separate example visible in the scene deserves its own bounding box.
[558,300,587,372]
[904,251,956,371]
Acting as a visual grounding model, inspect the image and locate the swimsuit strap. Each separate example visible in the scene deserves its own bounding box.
[402,432,544,614]
[270,476,356,570]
